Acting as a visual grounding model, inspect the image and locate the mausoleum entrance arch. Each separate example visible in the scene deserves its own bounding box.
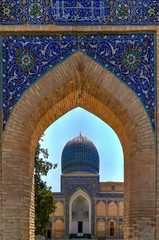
[2,51,155,240]
[69,189,91,236]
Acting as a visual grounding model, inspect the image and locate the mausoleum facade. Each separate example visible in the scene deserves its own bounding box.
[48,135,124,239]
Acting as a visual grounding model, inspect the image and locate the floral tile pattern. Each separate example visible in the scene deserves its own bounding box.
[2,33,155,130]
[0,0,159,25]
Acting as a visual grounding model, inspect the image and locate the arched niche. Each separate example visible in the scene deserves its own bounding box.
[96,201,106,217]
[96,219,106,237]
[54,201,64,217]
[108,201,118,217]
[54,219,64,238]
[69,189,91,235]
[2,51,155,239]
[108,219,117,237]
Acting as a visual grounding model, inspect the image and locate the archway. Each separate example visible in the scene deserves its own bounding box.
[2,51,155,239]
[41,106,124,192]
[69,189,91,236]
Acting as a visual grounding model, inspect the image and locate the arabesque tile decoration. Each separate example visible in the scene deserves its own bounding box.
[0,0,159,25]
[2,34,155,130]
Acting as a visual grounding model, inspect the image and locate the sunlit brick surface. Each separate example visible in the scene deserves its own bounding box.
[1,25,159,239]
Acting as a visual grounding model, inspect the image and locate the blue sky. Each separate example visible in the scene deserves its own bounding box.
[41,107,124,192]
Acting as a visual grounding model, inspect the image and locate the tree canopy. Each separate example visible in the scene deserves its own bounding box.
[35,140,56,236]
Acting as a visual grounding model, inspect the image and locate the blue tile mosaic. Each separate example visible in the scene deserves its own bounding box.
[96,217,107,223]
[108,200,118,205]
[0,0,159,25]
[54,217,64,222]
[61,135,99,174]
[96,200,106,204]
[97,193,124,198]
[2,33,155,130]
[108,218,117,222]
[53,175,123,236]
[54,199,64,204]
[119,219,123,222]
[63,175,98,235]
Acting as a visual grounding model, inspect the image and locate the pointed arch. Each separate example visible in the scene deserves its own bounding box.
[96,219,106,237]
[108,219,117,237]
[54,201,64,217]
[69,189,91,234]
[108,201,118,217]
[2,51,155,239]
[96,201,106,217]
[54,219,64,238]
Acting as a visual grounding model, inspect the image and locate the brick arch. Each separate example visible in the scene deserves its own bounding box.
[108,201,118,217]
[96,219,106,237]
[54,201,64,217]
[96,201,106,217]
[108,219,117,237]
[2,51,155,240]
[119,223,124,238]
[54,219,64,238]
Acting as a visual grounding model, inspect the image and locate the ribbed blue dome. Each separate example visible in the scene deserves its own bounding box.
[61,135,99,174]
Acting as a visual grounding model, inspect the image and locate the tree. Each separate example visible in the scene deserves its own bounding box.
[35,140,56,236]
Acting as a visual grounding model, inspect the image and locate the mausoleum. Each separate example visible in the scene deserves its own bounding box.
[47,134,124,239]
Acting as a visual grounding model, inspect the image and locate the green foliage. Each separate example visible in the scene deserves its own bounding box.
[35,141,56,236]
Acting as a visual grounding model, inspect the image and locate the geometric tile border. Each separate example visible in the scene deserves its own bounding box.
[0,0,159,25]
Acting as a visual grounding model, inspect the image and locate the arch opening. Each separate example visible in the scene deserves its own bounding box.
[2,52,156,239]
[69,190,91,236]
[41,107,124,192]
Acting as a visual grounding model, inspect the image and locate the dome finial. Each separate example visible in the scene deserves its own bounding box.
[79,132,82,137]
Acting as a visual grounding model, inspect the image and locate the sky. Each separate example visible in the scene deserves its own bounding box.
[41,107,124,192]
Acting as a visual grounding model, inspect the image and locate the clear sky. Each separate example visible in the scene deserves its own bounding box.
[41,107,124,192]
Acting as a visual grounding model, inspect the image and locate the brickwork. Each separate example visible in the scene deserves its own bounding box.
[119,224,123,238]
[100,182,124,192]
[54,219,64,238]
[96,220,106,237]
[108,220,117,238]
[54,202,64,217]
[108,202,117,217]
[96,201,106,217]
[119,201,124,217]
[0,25,158,239]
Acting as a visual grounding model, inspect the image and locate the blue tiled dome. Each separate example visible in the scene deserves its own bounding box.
[61,135,99,174]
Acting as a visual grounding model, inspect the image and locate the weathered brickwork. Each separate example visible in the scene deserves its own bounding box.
[97,220,106,237]
[100,182,124,192]
[108,202,118,217]
[96,201,106,217]
[0,23,158,240]
[119,201,124,217]
[54,219,64,238]
[108,220,117,238]
[54,202,64,217]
